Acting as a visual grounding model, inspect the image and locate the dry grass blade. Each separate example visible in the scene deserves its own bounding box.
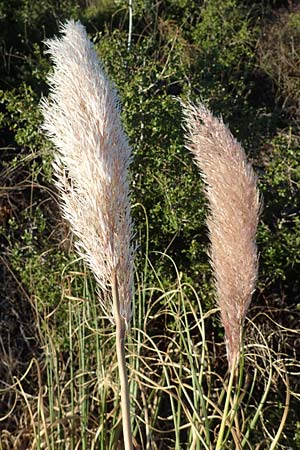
[181,101,261,368]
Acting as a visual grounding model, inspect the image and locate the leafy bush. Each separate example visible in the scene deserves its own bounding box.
[257,7,300,116]
[258,131,300,291]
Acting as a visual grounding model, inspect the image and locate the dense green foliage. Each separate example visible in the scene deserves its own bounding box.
[1,0,299,299]
[0,0,299,448]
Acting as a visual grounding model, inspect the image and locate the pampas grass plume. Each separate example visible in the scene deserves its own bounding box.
[181,101,261,368]
[41,20,134,327]
[41,22,135,448]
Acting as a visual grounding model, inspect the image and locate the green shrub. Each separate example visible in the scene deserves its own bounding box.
[257,8,300,116]
[258,131,300,291]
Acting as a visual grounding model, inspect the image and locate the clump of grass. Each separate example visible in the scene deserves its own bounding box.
[181,101,261,370]
[1,250,299,449]
[128,253,299,449]
[41,20,135,450]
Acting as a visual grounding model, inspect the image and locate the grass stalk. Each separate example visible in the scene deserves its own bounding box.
[215,359,237,450]
[78,306,87,450]
[241,325,273,447]
[112,271,133,450]
[269,368,290,450]
[68,300,75,450]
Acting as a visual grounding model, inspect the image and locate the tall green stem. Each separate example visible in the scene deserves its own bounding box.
[112,271,133,450]
[216,361,237,450]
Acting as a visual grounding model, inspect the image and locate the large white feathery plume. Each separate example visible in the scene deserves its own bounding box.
[41,20,134,326]
[181,101,261,368]
[41,21,134,448]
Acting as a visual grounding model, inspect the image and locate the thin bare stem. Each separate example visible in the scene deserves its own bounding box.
[216,361,238,450]
[112,271,133,450]
[268,367,290,450]
[127,0,133,52]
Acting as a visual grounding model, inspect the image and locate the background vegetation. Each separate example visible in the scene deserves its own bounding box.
[0,0,299,448]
